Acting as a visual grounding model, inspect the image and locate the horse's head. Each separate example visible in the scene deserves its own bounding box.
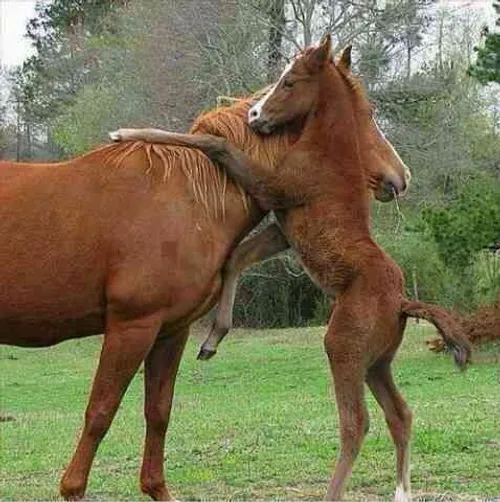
[248,35,411,202]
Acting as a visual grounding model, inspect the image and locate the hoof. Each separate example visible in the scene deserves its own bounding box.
[60,472,87,501]
[197,348,216,360]
[109,130,121,141]
[60,485,85,501]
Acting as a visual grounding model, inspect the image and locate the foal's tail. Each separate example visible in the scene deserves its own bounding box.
[401,299,471,369]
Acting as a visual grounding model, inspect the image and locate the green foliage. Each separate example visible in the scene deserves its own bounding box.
[376,229,460,307]
[414,174,500,310]
[473,250,500,304]
[52,84,122,154]
[422,174,500,271]
[232,254,325,328]
[5,0,126,160]
[26,0,124,45]
[468,1,500,84]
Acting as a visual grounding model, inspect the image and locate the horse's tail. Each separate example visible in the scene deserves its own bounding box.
[401,299,471,370]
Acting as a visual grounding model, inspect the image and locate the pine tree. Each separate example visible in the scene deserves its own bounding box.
[468,1,500,84]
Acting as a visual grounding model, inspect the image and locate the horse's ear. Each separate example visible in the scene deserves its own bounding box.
[319,33,332,52]
[309,33,332,70]
[337,45,352,71]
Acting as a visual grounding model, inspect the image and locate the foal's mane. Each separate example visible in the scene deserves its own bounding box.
[81,95,295,220]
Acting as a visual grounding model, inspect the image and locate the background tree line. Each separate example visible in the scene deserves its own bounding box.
[1,0,499,327]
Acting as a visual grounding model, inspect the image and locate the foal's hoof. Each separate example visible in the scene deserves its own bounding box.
[197,348,217,360]
[108,130,122,141]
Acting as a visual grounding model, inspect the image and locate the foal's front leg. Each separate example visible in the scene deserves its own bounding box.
[198,222,289,360]
[109,128,303,210]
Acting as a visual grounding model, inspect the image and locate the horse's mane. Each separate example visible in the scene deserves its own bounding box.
[80,95,295,220]
[78,140,231,220]
[191,97,295,169]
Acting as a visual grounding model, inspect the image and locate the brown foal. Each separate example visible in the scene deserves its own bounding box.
[112,36,471,501]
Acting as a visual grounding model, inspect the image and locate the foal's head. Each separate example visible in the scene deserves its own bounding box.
[248,35,411,202]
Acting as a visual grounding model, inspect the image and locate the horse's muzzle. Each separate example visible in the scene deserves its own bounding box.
[249,116,274,135]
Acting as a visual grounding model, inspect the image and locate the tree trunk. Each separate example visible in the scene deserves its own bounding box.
[406,40,412,81]
[16,99,21,162]
[25,122,32,160]
[267,0,286,81]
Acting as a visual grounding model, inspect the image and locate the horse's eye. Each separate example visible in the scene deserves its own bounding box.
[283,79,294,89]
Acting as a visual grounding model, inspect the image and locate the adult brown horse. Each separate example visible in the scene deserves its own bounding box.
[112,36,471,501]
[0,82,407,499]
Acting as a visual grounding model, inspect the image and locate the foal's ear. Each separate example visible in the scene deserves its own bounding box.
[310,33,332,70]
[337,45,352,71]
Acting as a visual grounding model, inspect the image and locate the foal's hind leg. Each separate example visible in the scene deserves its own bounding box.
[60,312,163,500]
[198,223,289,360]
[366,362,412,502]
[324,321,370,501]
[140,328,190,501]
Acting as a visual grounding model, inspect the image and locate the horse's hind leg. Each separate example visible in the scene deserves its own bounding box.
[366,361,412,502]
[60,312,163,500]
[198,223,289,360]
[140,328,190,501]
[324,321,369,501]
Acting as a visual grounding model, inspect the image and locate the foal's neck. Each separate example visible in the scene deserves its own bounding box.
[304,71,360,155]
[298,70,372,227]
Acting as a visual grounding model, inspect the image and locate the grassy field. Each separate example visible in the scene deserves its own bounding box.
[1,322,499,501]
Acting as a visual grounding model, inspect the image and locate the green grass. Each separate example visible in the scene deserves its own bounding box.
[1,323,499,501]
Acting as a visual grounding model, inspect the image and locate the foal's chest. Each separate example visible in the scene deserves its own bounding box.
[275,206,353,297]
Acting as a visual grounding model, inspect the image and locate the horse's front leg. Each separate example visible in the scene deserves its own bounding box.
[109,128,299,210]
[140,328,190,501]
[60,311,163,500]
[198,222,289,360]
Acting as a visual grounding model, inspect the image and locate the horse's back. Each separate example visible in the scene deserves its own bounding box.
[0,152,252,346]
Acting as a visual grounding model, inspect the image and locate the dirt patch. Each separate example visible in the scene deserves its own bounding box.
[0,414,16,423]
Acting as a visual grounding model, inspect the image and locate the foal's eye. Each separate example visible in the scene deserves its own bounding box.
[283,79,294,89]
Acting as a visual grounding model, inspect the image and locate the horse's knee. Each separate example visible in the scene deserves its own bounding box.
[401,404,412,426]
[395,402,412,432]
[84,407,114,441]
[387,406,412,443]
[145,404,168,434]
[338,404,369,454]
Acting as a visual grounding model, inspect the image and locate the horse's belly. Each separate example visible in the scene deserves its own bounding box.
[0,311,105,347]
[0,249,105,320]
